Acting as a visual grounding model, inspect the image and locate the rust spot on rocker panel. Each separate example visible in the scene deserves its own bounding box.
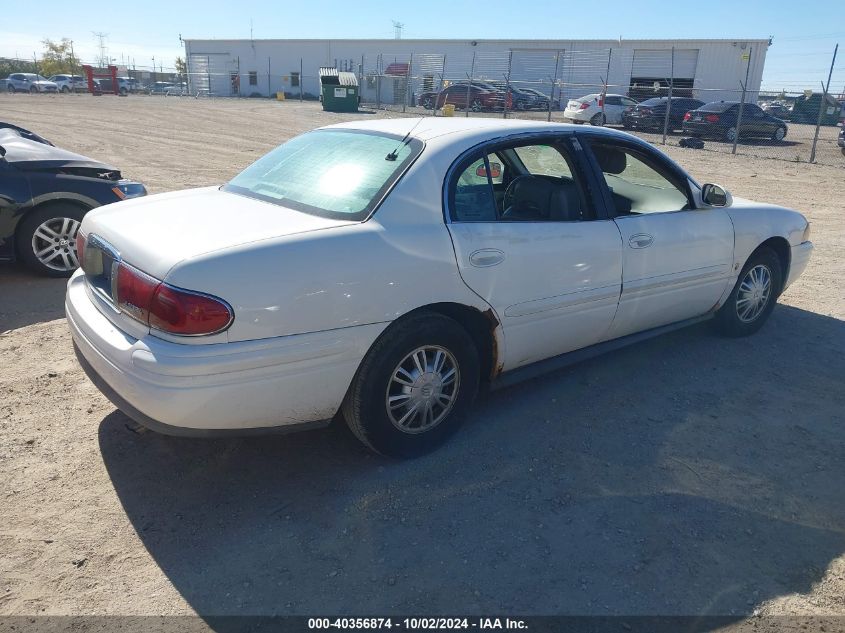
[482,308,504,379]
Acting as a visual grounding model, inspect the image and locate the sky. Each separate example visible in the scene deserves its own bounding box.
[1,0,842,92]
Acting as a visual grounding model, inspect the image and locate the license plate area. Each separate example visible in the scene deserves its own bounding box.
[81,234,120,305]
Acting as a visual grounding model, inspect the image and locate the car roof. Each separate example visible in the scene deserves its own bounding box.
[323,117,641,145]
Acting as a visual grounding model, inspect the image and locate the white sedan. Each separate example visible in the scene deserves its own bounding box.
[67,119,813,456]
[564,93,638,126]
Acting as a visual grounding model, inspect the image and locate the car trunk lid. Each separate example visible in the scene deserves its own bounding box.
[80,186,354,280]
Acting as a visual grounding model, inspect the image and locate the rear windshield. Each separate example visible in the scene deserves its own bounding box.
[698,102,737,112]
[639,98,665,106]
[223,129,423,221]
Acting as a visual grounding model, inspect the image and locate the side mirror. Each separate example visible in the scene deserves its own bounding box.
[702,183,732,207]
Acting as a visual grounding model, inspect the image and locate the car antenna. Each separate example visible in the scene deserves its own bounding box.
[386,117,424,161]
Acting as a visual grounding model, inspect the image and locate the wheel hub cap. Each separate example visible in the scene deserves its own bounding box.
[386,346,460,434]
[31,217,81,272]
[736,264,772,323]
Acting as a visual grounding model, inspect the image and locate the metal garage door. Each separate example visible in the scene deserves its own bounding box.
[632,49,699,78]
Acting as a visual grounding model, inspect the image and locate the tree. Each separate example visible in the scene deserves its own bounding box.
[174,56,186,87]
[40,38,80,77]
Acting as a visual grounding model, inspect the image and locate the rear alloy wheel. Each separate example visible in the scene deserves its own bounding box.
[17,205,87,277]
[714,247,782,337]
[724,126,738,142]
[422,96,433,109]
[61,86,70,93]
[471,99,482,113]
[772,127,786,141]
[590,112,606,126]
[29,85,38,94]
[342,311,479,457]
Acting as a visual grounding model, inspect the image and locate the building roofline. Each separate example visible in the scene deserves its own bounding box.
[183,37,772,45]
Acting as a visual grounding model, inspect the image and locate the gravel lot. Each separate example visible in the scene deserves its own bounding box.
[1,94,844,626]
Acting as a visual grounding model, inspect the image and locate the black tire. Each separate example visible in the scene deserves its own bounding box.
[590,112,605,126]
[471,99,482,113]
[29,85,38,94]
[17,204,87,277]
[772,126,787,141]
[841,148,845,157]
[61,86,70,93]
[714,247,782,337]
[724,126,738,142]
[6,84,14,94]
[342,311,480,457]
[422,97,433,110]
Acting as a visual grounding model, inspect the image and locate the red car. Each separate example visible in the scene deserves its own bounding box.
[418,83,510,112]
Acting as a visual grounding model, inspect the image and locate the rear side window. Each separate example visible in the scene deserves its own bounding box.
[699,102,737,113]
[224,130,423,221]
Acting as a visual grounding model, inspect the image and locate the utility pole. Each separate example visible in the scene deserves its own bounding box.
[92,31,109,68]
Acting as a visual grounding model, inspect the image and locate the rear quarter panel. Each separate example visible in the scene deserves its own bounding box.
[162,158,492,344]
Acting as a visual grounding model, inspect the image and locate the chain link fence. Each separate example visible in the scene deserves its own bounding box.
[3,48,842,167]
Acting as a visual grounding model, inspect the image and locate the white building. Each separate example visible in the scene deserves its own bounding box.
[183,37,769,105]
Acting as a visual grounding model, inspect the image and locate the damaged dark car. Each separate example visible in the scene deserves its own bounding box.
[0,122,146,276]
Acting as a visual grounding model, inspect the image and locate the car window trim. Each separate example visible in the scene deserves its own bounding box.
[443,131,608,224]
[577,133,697,218]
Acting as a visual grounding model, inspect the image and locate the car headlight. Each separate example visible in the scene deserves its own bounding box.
[112,180,147,200]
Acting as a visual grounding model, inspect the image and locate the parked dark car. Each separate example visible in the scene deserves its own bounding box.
[682,101,788,142]
[519,87,559,110]
[486,82,535,111]
[839,125,845,156]
[761,101,792,119]
[418,82,508,111]
[0,123,146,276]
[622,97,705,132]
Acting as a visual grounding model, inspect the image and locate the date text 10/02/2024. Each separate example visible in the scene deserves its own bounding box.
[307,618,528,630]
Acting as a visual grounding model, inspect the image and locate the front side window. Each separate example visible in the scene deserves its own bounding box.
[451,140,587,223]
[224,130,422,221]
[248,71,257,86]
[588,142,690,215]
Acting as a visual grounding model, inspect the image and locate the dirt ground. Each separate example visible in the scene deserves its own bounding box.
[1,94,844,626]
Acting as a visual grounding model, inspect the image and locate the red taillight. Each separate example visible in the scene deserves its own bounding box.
[116,262,159,322]
[75,232,86,266]
[148,285,233,336]
[683,112,692,121]
[114,261,233,336]
[578,102,590,110]
[705,114,720,123]
[597,97,603,107]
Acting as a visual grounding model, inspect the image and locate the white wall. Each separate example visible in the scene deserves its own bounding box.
[184,38,769,104]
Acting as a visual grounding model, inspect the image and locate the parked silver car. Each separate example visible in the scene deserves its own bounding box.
[5,73,59,93]
[48,74,88,93]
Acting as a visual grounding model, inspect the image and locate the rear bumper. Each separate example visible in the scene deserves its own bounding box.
[564,109,592,122]
[682,121,724,137]
[784,241,813,292]
[66,271,387,434]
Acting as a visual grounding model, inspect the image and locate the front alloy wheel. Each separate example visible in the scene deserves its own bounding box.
[343,311,479,457]
[17,205,87,277]
[714,247,782,337]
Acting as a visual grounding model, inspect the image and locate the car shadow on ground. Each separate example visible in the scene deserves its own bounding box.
[0,263,67,331]
[98,305,845,621]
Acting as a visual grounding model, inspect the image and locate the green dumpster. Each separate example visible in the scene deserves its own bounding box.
[319,67,359,113]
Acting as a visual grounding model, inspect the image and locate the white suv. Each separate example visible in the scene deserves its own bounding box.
[564,93,638,126]
[49,74,87,93]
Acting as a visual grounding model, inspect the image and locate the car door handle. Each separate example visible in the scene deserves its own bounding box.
[629,233,654,249]
[469,249,505,267]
